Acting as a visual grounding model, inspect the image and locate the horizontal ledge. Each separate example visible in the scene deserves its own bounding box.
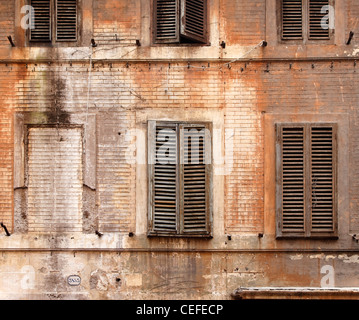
[232,287,359,300]
[0,247,359,253]
[1,56,359,64]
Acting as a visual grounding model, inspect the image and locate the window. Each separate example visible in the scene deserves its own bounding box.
[153,0,208,44]
[276,123,337,238]
[30,0,77,42]
[27,126,83,232]
[281,0,333,41]
[148,121,212,237]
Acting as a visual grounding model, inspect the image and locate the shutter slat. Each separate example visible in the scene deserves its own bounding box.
[56,0,77,41]
[282,0,303,39]
[30,0,51,42]
[310,126,334,232]
[281,127,305,232]
[309,0,330,39]
[180,0,207,43]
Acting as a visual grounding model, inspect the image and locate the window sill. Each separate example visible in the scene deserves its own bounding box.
[147,232,213,239]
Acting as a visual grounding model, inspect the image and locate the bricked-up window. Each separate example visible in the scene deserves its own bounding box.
[30,0,77,42]
[281,0,334,41]
[27,127,83,232]
[276,123,338,238]
[148,121,212,237]
[154,0,208,44]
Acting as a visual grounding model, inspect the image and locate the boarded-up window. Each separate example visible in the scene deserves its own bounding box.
[148,121,212,237]
[27,127,83,232]
[154,0,208,44]
[30,0,77,42]
[282,0,332,41]
[276,123,337,238]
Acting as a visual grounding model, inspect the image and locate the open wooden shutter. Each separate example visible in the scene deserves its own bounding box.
[154,0,180,43]
[30,0,51,42]
[180,0,207,43]
[151,124,179,233]
[56,0,77,41]
[277,123,337,238]
[278,125,305,234]
[181,125,210,234]
[310,125,336,232]
[309,0,330,39]
[282,0,303,40]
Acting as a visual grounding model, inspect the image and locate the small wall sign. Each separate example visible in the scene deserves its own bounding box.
[67,275,81,286]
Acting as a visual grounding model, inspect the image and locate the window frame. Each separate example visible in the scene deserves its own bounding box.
[147,120,213,238]
[275,122,338,239]
[28,0,79,45]
[152,0,209,46]
[280,0,335,43]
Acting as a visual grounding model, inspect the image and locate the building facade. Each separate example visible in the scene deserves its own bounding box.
[0,0,359,299]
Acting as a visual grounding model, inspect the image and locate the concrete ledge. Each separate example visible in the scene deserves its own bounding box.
[232,287,359,300]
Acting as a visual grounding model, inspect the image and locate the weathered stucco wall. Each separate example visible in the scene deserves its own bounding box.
[1,248,359,300]
[0,0,359,299]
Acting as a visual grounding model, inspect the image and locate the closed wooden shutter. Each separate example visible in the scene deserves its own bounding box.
[154,0,180,43]
[56,0,77,41]
[152,125,178,233]
[309,0,330,39]
[282,0,303,39]
[148,122,211,237]
[280,126,305,233]
[30,0,51,42]
[180,0,207,43]
[310,126,336,232]
[276,123,337,238]
[181,125,209,233]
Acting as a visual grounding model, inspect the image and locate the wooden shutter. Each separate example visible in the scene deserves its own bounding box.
[180,0,207,43]
[181,125,210,234]
[30,0,51,42]
[282,0,303,40]
[152,124,179,233]
[56,0,77,41]
[310,125,336,232]
[278,126,305,234]
[276,123,337,238]
[148,122,211,237]
[309,0,330,39]
[154,0,180,43]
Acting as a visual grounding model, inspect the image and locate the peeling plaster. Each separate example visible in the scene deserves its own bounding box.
[289,254,303,260]
[338,254,359,264]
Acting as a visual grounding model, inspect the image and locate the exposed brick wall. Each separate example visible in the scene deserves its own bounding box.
[220,0,266,45]
[3,58,359,236]
[0,0,15,48]
[347,0,359,37]
[0,0,359,238]
[0,64,15,231]
[93,0,140,46]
